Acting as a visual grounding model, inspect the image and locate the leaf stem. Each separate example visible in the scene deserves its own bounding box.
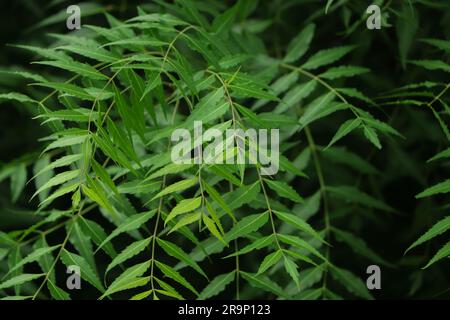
[304,126,331,295]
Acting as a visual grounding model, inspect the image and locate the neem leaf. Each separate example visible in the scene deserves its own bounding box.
[95,210,156,252]
[198,271,235,300]
[264,179,304,203]
[406,216,450,253]
[165,197,202,225]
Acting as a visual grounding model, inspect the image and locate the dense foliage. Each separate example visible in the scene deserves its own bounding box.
[0,0,449,300]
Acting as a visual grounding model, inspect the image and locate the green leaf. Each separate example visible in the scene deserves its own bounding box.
[299,95,348,129]
[147,163,194,180]
[106,237,152,274]
[180,0,210,29]
[208,165,241,187]
[264,179,303,203]
[0,92,35,104]
[0,70,46,82]
[170,211,201,234]
[33,156,54,203]
[273,210,325,243]
[276,81,317,113]
[295,190,321,221]
[82,184,115,217]
[283,24,315,63]
[322,147,379,175]
[326,118,361,149]
[363,126,382,149]
[155,278,184,300]
[10,163,27,203]
[423,242,450,269]
[47,280,71,300]
[279,155,308,178]
[60,249,104,293]
[406,216,450,253]
[6,246,22,295]
[420,38,450,53]
[416,180,450,198]
[219,54,251,69]
[410,60,450,73]
[235,103,269,129]
[36,108,101,123]
[43,134,88,153]
[297,267,323,292]
[91,160,118,195]
[6,245,60,277]
[0,296,33,300]
[212,2,239,34]
[156,238,207,279]
[69,221,96,271]
[277,234,326,261]
[78,217,117,258]
[396,4,418,69]
[325,0,335,13]
[295,288,322,300]
[224,182,260,210]
[320,66,369,80]
[118,181,160,195]
[198,271,235,300]
[154,260,198,296]
[284,256,300,288]
[271,71,298,93]
[0,248,9,261]
[130,290,153,301]
[333,228,393,267]
[32,169,80,200]
[95,210,156,252]
[257,112,297,128]
[13,44,72,61]
[224,212,269,243]
[34,82,93,101]
[225,235,274,258]
[185,88,225,125]
[165,197,202,225]
[151,178,198,201]
[428,148,450,162]
[301,46,355,70]
[34,60,107,80]
[103,37,166,48]
[338,88,375,105]
[203,214,225,244]
[40,183,80,207]
[241,272,287,298]
[203,180,235,222]
[330,266,373,300]
[228,83,278,101]
[327,185,394,212]
[257,250,283,275]
[100,261,151,299]
[155,288,183,300]
[0,274,44,290]
[57,43,119,63]
[284,249,317,266]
